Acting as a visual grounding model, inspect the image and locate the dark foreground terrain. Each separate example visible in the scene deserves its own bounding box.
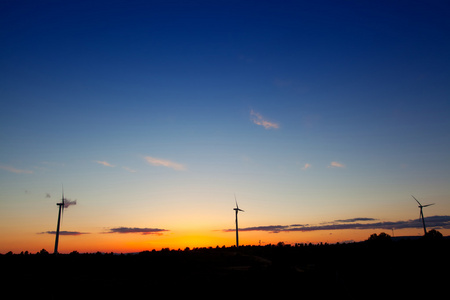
[2,237,449,299]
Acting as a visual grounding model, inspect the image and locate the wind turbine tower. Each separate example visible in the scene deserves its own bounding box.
[412,195,435,236]
[54,189,66,254]
[233,194,244,249]
[53,188,76,254]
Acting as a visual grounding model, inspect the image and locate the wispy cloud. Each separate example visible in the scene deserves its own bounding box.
[250,110,280,130]
[104,227,169,235]
[333,217,377,223]
[39,231,89,236]
[123,166,137,173]
[222,216,450,233]
[94,160,115,167]
[328,161,345,168]
[94,161,137,173]
[302,163,311,170]
[0,165,33,174]
[144,156,185,171]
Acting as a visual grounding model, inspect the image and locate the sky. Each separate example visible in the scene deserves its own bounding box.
[1,0,450,253]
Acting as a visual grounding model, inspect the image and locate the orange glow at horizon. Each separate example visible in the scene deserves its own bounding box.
[2,227,449,254]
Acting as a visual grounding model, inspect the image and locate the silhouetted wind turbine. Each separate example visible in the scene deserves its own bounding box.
[412,195,434,236]
[54,187,76,254]
[54,188,65,254]
[233,194,244,249]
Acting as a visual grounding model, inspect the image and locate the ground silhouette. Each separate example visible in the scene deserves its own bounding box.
[2,233,448,298]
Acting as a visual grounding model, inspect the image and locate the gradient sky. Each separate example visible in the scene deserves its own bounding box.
[1,0,450,253]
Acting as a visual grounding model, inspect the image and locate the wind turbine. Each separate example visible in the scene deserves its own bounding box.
[412,195,435,236]
[233,194,244,249]
[54,187,76,254]
[54,188,65,254]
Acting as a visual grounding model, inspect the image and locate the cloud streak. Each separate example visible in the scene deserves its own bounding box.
[328,161,345,168]
[94,161,137,173]
[222,216,450,233]
[105,227,169,235]
[302,163,311,170]
[250,110,280,129]
[332,217,377,223]
[144,156,185,171]
[39,231,88,236]
[94,160,115,167]
[0,165,33,174]
[123,166,137,173]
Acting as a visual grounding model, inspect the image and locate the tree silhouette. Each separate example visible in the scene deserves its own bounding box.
[38,249,49,255]
[424,229,443,240]
[367,232,391,244]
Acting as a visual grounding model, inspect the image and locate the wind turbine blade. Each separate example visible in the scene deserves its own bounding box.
[234,193,238,208]
[61,187,65,225]
[422,203,435,207]
[61,204,64,225]
[411,195,422,206]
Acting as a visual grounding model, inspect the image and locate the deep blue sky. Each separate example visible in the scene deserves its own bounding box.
[1,0,449,252]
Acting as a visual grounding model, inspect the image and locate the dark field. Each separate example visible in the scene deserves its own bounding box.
[2,238,449,299]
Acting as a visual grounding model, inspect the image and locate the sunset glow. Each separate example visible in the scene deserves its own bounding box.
[1,0,449,254]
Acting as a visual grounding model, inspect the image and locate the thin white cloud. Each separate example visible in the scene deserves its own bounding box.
[302,163,311,170]
[250,110,280,129]
[123,166,137,173]
[144,156,186,171]
[94,160,115,167]
[328,161,345,168]
[0,165,33,174]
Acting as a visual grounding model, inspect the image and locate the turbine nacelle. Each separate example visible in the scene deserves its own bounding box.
[234,194,244,212]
